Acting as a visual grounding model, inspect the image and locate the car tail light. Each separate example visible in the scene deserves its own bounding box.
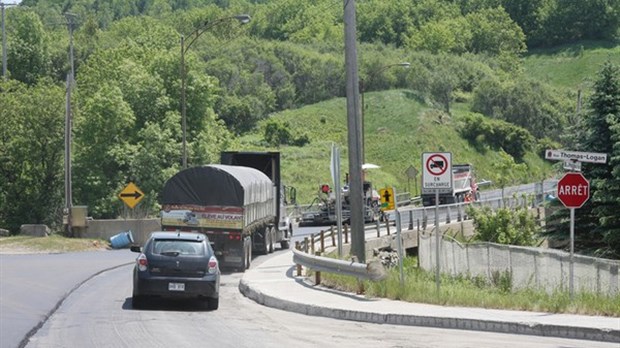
[208,256,218,274]
[137,253,148,272]
[228,232,241,241]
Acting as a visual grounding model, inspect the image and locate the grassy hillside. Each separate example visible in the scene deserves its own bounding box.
[232,42,620,204]
[234,90,551,203]
[523,40,620,89]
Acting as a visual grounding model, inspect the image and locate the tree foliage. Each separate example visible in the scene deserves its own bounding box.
[0,80,65,233]
[0,0,618,238]
[573,61,620,258]
[460,113,534,160]
[468,206,540,246]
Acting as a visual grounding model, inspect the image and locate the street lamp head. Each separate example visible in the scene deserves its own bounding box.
[234,14,251,24]
[398,62,411,68]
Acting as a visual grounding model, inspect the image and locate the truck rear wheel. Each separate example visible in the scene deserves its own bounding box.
[268,227,275,254]
[258,228,270,255]
[246,241,252,269]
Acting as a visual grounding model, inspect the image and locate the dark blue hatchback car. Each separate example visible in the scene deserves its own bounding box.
[130,231,220,310]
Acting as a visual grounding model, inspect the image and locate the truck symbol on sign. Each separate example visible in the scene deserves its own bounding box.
[430,161,444,169]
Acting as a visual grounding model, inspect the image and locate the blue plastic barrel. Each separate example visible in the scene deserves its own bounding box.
[109,230,134,249]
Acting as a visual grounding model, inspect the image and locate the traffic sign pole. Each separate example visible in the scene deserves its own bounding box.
[569,208,575,299]
[394,187,404,287]
[435,190,440,292]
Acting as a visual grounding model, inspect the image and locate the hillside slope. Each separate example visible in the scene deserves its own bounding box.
[234,89,552,203]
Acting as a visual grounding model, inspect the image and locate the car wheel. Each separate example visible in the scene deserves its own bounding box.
[132,295,146,309]
[206,297,219,310]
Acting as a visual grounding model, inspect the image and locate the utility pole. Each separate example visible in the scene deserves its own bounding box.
[63,13,77,236]
[65,13,77,81]
[1,2,16,80]
[344,0,365,262]
[65,73,73,237]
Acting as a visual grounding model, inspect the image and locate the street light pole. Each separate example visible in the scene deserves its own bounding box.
[180,14,250,169]
[360,62,410,163]
[1,2,16,80]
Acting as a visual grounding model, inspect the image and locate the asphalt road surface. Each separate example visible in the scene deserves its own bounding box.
[6,250,614,348]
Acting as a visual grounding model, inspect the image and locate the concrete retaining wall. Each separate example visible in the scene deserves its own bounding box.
[77,219,161,246]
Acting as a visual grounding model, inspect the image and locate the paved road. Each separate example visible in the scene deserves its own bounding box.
[0,250,134,348]
[9,249,615,348]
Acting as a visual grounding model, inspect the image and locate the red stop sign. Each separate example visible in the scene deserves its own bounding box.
[557,172,590,208]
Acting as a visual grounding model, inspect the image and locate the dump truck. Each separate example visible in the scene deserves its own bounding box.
[160,151,293,271]
[421,164,479,206]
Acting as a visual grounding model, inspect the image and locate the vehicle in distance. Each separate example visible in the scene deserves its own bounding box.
[130,231,220,310]
[422,164,479,206]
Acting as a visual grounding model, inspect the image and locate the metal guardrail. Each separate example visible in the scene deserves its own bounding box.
[292,188,554,284]
[292,248,386,281]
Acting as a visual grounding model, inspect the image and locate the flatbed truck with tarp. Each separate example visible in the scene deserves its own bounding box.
[160,152,292,271]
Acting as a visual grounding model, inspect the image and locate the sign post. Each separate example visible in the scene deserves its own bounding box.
[422,152,452,292]
[330,144,343,258]
[556,172,590,299]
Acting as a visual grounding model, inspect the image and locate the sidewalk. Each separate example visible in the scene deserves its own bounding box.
[239,250,620,344]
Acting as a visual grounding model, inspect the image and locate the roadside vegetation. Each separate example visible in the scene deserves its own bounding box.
[1,1,619,258]
[320,256,620,317]
[0,235,108,254]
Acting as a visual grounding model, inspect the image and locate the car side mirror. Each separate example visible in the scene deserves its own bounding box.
[130,245,142,253]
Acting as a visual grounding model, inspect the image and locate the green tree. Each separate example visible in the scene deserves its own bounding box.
[469,206,540,246]
[5,8,50,84]
[472,78,569,140]
[0,79,65,233]
[73,83,136,218]
[491,150,528,206]
[574,61,620,258]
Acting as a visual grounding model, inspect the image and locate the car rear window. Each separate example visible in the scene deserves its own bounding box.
[152,239,205,256]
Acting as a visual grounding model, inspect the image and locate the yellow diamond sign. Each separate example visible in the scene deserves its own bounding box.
[379,187,395,211]
[119,182,144,209]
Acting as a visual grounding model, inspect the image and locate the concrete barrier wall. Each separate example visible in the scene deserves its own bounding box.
[419,234,620,295]
[78,219,161,246]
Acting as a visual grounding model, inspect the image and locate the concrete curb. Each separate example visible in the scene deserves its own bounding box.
[239,278,620,343]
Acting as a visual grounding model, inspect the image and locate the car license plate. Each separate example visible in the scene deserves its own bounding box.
[168,282,185,291]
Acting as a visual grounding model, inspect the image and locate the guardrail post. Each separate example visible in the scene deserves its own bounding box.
[304,237,309,253]
[422,208,427,229]
[457,204,462,222]
[330,225,336,246]
[344,224,349,244]
[386,219,390,235]
[408,210,414,230]
[295,241,302,276]
[376,219,380,237]
[315,251,321,285]
[320,230,325,253]
[417,218,420,232]
[446,206,451,224]
[310,234,315,254]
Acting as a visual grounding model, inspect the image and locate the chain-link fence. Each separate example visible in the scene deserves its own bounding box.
[419,232,620,295]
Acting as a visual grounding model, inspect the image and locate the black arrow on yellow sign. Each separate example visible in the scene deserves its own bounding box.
[119,182,145,209]
[120,191,142,199]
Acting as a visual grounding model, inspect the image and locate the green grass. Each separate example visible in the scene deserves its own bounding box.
[230,41,620,204]
[0,235,109,253]
[320,256,620,316]
[234,89,552,203]
[523,40,620,89]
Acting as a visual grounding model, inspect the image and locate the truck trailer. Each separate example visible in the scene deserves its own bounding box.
[421,164,479,206]
[160,152,292,271]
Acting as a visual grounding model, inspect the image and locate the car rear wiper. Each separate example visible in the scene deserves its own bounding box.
[161,251,180,257]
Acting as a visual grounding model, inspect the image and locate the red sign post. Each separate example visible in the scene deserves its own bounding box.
[557,172,590,208]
